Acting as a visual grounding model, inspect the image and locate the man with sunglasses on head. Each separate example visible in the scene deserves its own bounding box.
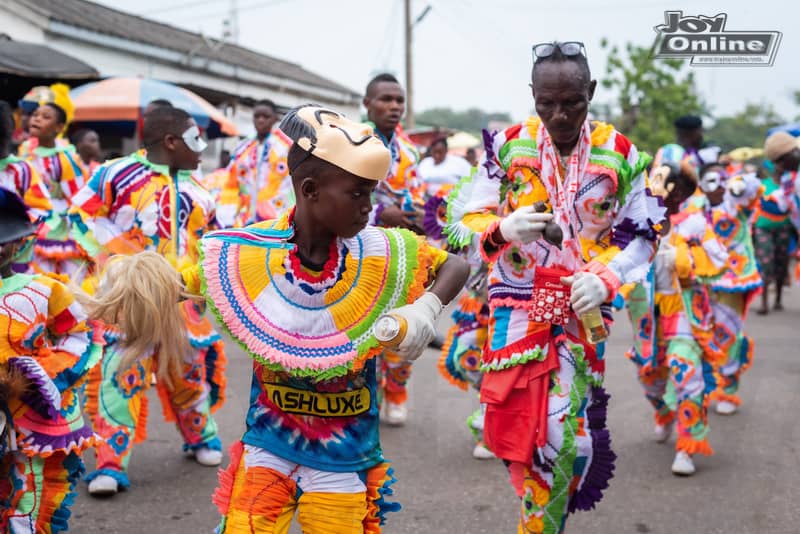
[70,106,228,497]
[446,41,665,533]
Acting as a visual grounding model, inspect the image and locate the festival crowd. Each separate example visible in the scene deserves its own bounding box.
[1,40,799,534]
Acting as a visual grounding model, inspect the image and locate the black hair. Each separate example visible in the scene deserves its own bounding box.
[70,128,97,145]
[254,99,277,113]
[279,105,318,147]
[142,106,192,148]
[0,101,13,152]
[148,99,173,109]
[674,115,702,131]
[365,73,400,97]
[662,161,696,199]
[531,45,591,86]
[699,161,724,178]
[42,102,67,125]
[430,137,448,151]
[288,143,330,180]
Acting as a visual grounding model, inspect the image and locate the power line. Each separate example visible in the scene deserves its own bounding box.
[180,0,293,23]
[149,0,219,15]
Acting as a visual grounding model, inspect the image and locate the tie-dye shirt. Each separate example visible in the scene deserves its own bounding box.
[196,212,446,471]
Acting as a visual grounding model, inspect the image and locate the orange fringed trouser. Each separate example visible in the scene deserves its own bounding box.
[214,443,396,534]
[379,352,411,405]
[84,302,226,489]
[0,451,83,533]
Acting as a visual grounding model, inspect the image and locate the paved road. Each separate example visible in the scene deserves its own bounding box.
[72,287,800,533]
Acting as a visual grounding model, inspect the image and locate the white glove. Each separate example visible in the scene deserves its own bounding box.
[727,176,746,197]
[561,272,609,316]
[499,206,553,245]
[386,292,444,361]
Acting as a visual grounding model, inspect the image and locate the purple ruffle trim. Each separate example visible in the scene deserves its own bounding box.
[8,356,61,420]
[610,217,659,248]
[482,129,504,180]
[568,386,616,513]
[16,422,96,456]
[423,195,446,240]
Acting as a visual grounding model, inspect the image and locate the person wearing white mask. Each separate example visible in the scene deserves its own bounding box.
[687,163,764,416]
[70,106,228,497]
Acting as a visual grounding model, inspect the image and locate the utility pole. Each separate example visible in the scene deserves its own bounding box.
[404,0,414,129]
[229,0,240,44]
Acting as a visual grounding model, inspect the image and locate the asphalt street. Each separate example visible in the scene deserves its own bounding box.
[71,286,800,533]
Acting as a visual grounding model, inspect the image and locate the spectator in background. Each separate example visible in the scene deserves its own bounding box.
[465,146,478,167]
[756,131,800,314]
[71,128,102,174]
[417,137,472,197]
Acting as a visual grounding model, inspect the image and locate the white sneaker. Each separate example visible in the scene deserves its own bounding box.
[88,474,119,496]
[194,447,223,467]
[654,422,673,443]
[384,402,408,426]
[715,400,738,415]
[671,450,696,476]
[472,443,496,460]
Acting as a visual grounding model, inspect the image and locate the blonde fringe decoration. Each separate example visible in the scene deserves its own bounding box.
[77,252,191,390]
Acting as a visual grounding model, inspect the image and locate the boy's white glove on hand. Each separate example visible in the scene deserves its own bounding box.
[499,206,553,245]
[561,272,609,316]
[387,292,444,361]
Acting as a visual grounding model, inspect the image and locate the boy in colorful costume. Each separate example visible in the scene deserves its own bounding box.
[15,86,71,160]
[217,99,293,228]
[24,85,90,278]
[0,190,101,533]
[623,161,727,475]
[690,164,764,415]
[447,42,665,533]
[192,104,468,532]
[363,73,428,425]
[0,102,53,274]
[69,107,227,496]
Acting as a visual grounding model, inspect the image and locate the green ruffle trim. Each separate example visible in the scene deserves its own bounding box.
[479,345,548,372]
[443,167,479,250]
[198,227,426,382]
[544,343,589,534]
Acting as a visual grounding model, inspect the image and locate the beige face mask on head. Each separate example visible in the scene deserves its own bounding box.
[649,165,676,199]
[290,106,391,181]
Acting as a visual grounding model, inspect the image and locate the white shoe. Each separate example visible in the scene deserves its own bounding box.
[88,474,119,496]
[671,450,696,476]
[654,422,673,443]
[715,400,738,415]
[194,447,223,467]
[384,402,408,426]
[472,443,496,460]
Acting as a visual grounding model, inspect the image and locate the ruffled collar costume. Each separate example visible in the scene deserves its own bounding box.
[446,114,665,533]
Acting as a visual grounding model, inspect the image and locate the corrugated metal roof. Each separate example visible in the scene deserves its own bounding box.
[16,0,358,98]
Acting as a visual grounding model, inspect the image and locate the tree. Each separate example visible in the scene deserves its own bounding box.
[415,107,512,135]
[601,39,706,153]
[706,103,784,152]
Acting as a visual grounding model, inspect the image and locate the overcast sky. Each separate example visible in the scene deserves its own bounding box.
[99,0,799,124]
